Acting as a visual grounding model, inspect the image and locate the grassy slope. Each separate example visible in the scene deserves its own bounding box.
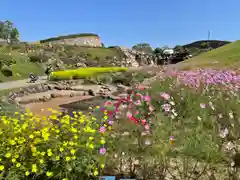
[182,40,230,57]
[0,44,124,82]
[179,40,240,70]
[0,49,45,82]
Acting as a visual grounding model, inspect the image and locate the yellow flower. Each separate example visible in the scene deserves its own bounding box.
[0,165,4,171]
[93,170,98,176]
[0,158,2,161]
[29,134,34,139]
[9,139,16,145]
[55,156,60,161]
[66,157,71,161]
[89,136,94,140]
[12,158,16,163]
[104,116,108,120]
[5,152,11,158]
[32,164,37,173]
[100,164,105,169]
[100,139,105,145]
[25,171,30,176]
[74,135,78,139]
[39,159,44,164]
[15,154,19,158]
[31,146,37,153]
[59,148,64,152]
[62,178,68,180]
[72,156,76,160]
[16,163,21,167]
[89,144,94,149]
[70,149,76,155]
[48,151,52,156]
[46,171,53,177]
[69,141,74,146]
[41,152,46,156]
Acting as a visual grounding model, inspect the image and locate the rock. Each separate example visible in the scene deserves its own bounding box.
[75,62,86,67]
[88,89,95,96]
[50,93,62,98]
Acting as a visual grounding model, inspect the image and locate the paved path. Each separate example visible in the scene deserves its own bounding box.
[0,76,47,91]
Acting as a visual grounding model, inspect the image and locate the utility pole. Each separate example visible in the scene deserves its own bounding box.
[208,30,211,40]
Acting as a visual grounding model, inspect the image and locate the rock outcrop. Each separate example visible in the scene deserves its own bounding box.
[40,34,102,47]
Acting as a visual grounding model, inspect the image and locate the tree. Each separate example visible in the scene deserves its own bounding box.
[174,45,185,53]
[0,20,20,43]
[153,47,163,55]
[132,43,153,54]
[200,42,209,49]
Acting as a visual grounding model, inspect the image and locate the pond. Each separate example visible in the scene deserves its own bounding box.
[59,86,129,117]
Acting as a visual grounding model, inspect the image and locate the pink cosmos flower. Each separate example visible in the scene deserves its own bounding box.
[144,95,151,101]
[149,105,154,112]
[162,103,171,112]
[200,103,206,109]
[141,119,147,125]
[99,126,106,133]
[99,147,106,155]
[144,124,150,130]
[127,112,132,119]
[108,120,114,125]
[160,92,170,100]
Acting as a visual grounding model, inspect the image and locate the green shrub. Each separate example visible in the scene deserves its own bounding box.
[1,66,13,77]
[28,53,49,63]
[49,67,128,81]
[0,53,14,66]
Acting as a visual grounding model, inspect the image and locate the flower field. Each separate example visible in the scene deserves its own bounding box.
[0,68,239,180]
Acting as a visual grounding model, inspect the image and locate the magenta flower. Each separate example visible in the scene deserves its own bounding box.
[144,95,151,101]
[99,147,106,155]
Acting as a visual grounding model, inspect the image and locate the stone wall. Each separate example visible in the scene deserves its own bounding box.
[48,36,102,47]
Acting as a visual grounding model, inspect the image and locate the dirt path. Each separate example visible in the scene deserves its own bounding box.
[25,95,92,117]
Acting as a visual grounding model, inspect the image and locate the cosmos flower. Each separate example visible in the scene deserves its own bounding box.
[99,147,106,155]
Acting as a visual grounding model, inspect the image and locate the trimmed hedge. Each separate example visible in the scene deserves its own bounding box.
[40,33,100,43]
[49,67,128,81]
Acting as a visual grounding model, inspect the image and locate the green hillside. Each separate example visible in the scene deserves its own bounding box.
[179,40,240,69]
[182,40,230,57]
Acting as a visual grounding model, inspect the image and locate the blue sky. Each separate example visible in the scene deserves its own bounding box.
[1,0,240,48]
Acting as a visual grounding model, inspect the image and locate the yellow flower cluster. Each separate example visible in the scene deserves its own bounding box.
[0,108,108,179]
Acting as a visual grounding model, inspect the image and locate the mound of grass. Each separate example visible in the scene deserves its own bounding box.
[179,40,240,69]
[49,67,128,81]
